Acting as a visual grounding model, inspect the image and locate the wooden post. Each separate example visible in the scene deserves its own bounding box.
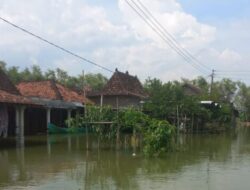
[67,109,72,120]
[116,105,120,150]
[177,105,179,134]
[100,94,103,107]
[191,114,194,133]
[86,122,89,150]
[20,106,25,139]
[132,127,136,154]
[116,125,120,150]
[116,96,119,110]
[15,106,20,135]
[231,103,236,128]
[16,106,25,147]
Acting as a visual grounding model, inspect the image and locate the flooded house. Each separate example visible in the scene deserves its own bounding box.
[17,80,92,135]
[87,69,147,109]
[0,69,34,138]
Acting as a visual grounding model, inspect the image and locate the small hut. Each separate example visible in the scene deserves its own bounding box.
[87,69,147,109]
[17,80,92,134]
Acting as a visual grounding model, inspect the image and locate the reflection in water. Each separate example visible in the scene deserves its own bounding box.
[0,128,250,189]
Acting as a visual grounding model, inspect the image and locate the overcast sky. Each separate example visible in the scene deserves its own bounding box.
[0,0,250,83]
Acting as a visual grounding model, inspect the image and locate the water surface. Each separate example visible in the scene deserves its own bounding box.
[1,128,250,190]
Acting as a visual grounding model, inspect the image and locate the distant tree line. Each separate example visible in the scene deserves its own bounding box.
[144,76,250,126]
[2,60,250,123]
[0,61,108,91]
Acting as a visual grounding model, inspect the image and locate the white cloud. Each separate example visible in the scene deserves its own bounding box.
[0,0,249,83]
[118,0,216,51]
[219,49,242,63]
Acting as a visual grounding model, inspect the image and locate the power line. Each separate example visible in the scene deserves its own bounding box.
[216,70,250,73]
[135,0,211,72]
[0,16,114,73]
[125,0,210,75]
[127,0,208,74]
[214,75,250,81]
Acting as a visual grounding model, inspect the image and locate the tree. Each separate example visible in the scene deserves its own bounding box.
[84,73,108,91]
[45,69,56,80]
[0,61,6,71]
[7,66,21,84]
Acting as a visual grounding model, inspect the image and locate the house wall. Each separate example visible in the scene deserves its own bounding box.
[88,95,141,108]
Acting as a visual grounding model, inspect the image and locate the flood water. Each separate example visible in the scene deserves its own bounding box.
[1,127,250,190]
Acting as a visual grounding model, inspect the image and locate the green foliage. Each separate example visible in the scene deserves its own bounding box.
[144,78,184,120]
[117,108,150,131]
[66,114,85,129]
[0,63,108,91]
[66,106,176,156]
[216,104,231,123]
[143,76,238,131]
[84,73,108,91]
[143,119,175,157]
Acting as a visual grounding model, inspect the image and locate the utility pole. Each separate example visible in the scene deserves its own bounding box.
[82,70,85,98]
[177,105,179,134]
[210,69,215,96]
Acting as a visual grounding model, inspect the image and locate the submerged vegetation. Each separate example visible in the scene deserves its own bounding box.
[67,106,175,156]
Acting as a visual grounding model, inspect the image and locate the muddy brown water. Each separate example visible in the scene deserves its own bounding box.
[1,127,250,190]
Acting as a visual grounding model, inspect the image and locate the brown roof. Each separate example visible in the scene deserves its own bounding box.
[183,83,202,96]
[17,80,93,104]
[0,69,33,105]
[0,90,32,104]
[98,69,147,98]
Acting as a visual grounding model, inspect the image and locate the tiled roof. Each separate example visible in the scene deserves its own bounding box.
[17,80,92,104]
[0,68,33,105]
[0,90,33,104]
[95,70,147,98]
[55,83,92,104]
[183,83,202,96]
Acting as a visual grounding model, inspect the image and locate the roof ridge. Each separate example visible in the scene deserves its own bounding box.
[49,80,63,100]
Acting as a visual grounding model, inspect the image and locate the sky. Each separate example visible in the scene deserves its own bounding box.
[0,0,250,83]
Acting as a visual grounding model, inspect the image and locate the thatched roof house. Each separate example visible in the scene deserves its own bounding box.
[88,69,147,108]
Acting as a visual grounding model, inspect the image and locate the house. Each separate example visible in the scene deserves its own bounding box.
[0,68,34,138]
[87,69,147,109]
[182,83,202,96]
[17,80,92,135]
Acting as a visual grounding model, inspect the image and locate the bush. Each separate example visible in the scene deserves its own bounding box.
[66,106,176,156]
[143,119,175,157]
